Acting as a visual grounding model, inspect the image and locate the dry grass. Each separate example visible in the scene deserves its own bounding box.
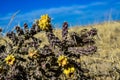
[80,22,120,80]
[34,21,120,79]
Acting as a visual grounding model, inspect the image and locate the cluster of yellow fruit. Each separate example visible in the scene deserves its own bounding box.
[57,55,68,67]
[28,48,39,58]
[63,66,75,77]
[5,54,15,65]
[4,48,39,66]
[57,55,75,78]
[38,14,51,30]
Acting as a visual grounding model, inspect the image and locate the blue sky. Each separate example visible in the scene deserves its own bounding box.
[0,0,120,32]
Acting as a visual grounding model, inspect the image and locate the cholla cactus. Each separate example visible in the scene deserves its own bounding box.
[15,26,24,36]
[24,23,29,34]
[62,22,68,40]
[68,45,97,55]
[0,14,98,80]
[46,31,62,48]
[0,66,3,74]
[0,28,2,32]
